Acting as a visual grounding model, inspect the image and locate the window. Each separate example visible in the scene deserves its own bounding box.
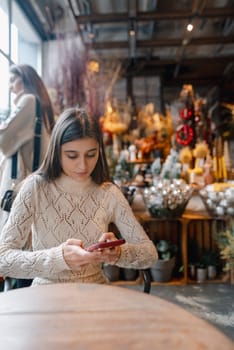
[0,5,9,54]
[0,0,42,120]
[0,54,9,119]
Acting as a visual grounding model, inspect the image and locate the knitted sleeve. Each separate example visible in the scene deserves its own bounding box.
[0,94,36,157]
[0,175,69,279]
[105,184,158,269]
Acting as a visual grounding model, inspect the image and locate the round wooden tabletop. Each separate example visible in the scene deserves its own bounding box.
[0,283,233,350]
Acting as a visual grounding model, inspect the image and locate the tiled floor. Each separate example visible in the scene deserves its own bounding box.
[124,283,234,342]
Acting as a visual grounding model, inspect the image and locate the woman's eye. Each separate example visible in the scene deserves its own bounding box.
[66,153,96,159]
[67,154,77,159]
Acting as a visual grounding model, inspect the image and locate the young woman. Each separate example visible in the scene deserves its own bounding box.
[0,108,157,286]
[0,64,55,228]
[0,64,55,288]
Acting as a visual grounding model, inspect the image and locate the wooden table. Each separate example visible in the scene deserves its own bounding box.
[0,283,233,349]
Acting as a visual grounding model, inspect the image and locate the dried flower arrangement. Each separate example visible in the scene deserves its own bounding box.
[44,35,102,118]
[44,33,127,122]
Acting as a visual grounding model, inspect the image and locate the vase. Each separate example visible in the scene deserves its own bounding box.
[196,267,207,282]
[103,264,120,282]
[150,256,176,282]
[207,265,217,279]
[123,268,139,281]
[189,264,196,279]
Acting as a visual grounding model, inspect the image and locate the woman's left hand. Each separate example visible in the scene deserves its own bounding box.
[98,232,122,265]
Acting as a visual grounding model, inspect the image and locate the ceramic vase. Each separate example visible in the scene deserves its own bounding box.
[123,268,139,281]
[207,265,217,279]
[103,264,120,282]
[150,256,176,282]
[196,267,207,282]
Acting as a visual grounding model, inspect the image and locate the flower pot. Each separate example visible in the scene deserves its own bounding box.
[196,267,207,282]
[150,256,176,282]
[103,264,120,282]
[189,264,196,279]
[123,268,139,281]
[207,265,217,279]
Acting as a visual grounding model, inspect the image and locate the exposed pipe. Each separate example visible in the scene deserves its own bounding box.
[128,0,137,59]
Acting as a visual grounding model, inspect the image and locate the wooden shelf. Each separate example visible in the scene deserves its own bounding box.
[134,210,228,286]
[109,211,229,287]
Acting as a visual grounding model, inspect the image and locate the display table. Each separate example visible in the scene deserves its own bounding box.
[135,211,227,284]
[0,283,233,349]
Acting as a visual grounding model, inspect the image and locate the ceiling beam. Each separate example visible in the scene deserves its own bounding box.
[134,56,234,66]
[75,8,234,24]
[126,66,225,84]
[89,35,234,49]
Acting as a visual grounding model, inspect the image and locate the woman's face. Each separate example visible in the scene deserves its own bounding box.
[9,73,24,95]
[61,137,99,182]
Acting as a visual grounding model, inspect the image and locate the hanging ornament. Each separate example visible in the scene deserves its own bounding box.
[180,107,193,120]
[176,124,194,146]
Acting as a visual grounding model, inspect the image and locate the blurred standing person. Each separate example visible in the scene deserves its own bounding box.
[0,64,55,288]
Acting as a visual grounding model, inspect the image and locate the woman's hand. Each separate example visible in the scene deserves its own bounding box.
[62,233,122,271]
[97,232,122,265]
[62,238,103,270]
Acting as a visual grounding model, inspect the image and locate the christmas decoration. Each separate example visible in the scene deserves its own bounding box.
[176,124,194,146]
[180,107,193,120]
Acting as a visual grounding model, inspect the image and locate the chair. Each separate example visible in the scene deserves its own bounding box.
[141,269,151,294]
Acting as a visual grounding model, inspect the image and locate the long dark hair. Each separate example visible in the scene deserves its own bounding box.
[10,64,54,133]
[38,107,110,184]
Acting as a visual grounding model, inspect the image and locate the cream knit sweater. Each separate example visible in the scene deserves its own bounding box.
[0,93,50,233]
[0,174,157,285]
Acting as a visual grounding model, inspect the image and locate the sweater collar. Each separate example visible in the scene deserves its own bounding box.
[55,174,96,194]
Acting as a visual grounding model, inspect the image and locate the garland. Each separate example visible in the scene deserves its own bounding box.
[180,107,193,120]
[176,124,194,146]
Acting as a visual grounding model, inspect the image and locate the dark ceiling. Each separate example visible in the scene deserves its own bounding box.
[16,0,234,103]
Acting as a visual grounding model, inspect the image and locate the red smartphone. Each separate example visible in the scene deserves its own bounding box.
[86,239,126,252]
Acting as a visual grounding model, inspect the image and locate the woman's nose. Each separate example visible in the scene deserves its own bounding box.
[77,157,87,170]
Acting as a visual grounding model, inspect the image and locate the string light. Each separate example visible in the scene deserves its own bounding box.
[129,18,136,37]
[187,23,194,32]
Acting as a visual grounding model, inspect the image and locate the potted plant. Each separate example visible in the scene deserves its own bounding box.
[150,240,178,282]
[215,220,234,284]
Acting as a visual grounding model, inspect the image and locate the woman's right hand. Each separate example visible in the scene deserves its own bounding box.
[62,238,105,270]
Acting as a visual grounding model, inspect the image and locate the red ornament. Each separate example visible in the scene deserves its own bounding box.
[180,107,193,120]
[176,124,194,146]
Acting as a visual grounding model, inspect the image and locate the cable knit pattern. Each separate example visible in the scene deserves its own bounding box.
[0,174,157,285]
